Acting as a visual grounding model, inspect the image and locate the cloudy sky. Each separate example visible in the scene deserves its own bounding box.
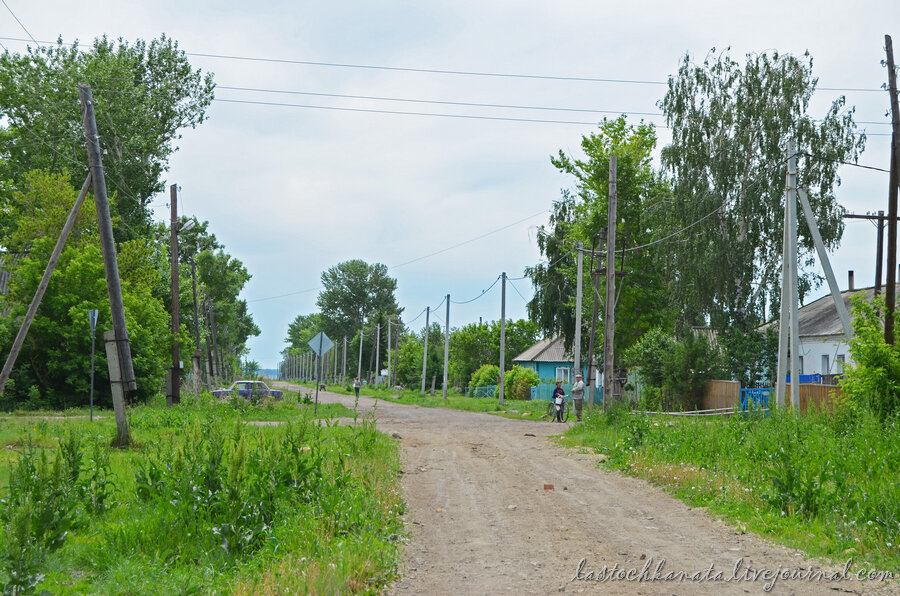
[2,0,897,368]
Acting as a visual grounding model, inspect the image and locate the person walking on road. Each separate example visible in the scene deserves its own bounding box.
[571,373,585,422]
[353,377,361,398]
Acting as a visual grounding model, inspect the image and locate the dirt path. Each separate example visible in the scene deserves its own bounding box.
[276,384,896,595]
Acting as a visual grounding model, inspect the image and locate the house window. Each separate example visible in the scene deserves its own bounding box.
[836,354,845,372]
[555,367,572,384]
[822,354,830,374]
[798,356,804,375]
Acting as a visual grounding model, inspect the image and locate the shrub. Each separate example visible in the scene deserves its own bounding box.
[502,365,539,400]
[840,294,900,419]
[469,364,499,389]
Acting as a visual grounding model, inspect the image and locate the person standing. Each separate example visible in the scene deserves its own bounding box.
[552,380,566,422]
[353,377,361,398]
[571,373,585,422]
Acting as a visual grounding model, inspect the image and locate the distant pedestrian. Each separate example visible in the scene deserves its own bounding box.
[571,373,585,422]
[553,380,566,422]
[353,377,361,398]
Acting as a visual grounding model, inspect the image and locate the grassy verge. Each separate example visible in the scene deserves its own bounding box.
[561,405,900,574]
[288,380,550,420]
[0,391,403,594]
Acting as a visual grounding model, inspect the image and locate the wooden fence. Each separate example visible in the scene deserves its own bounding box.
[701,379,842,413]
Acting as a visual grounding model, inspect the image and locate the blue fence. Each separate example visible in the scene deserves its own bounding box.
[466,385,497,398]
[740,387,771,417]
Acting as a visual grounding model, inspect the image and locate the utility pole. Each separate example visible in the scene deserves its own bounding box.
[357,329,364,382]
[80,83,133,445]
[877,211,886,296]
[374,323,381,387]
[169,184,180,406]
[776,142,802,409]
[442,295,450,402]
[587,232,603,408]
[208,300,221,384]
[499,272,507,405]
[421,306,430,395]
[884,34,900,344]
[603,156,617,410]
[342,336,347,385]
[574,242,584,380]
[387,317,392,389]
[788,143,801,410]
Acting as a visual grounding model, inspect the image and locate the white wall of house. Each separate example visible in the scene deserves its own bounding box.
[797,336,852,375]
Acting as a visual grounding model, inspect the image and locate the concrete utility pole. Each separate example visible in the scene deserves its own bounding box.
[587,232,604,408]
[442,295,450,402]
[421,306,430,395]
[387,317,392,389]
[374,323,381,387]
[574,242,584,380]
[499,272,507,405]
[79,84,137,402]
[776,142,801,409]
[0,174,91,396]
[357,329,364,382]
[169,184,180,406]
[342,336,347,385]
[884,34,900,344]
[603,156,617,410]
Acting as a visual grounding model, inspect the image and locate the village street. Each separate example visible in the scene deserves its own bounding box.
[274,383,894,595]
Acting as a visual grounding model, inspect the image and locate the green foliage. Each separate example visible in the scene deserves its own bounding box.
[718,325,779,387]
[0,35,215,239]
[0,236,169,408]
[393,323,443,387]
[502,365,539,400]
[469,364,500,389]
[625,328,724,409]
[526,116,675,362]
[449,319,538,387]
[840,294,900,420]
[316,260,401,344]
[660,48,864,327]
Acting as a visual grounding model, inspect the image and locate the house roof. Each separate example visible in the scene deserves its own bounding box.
[760,283,899,338]
[513,335,573,363]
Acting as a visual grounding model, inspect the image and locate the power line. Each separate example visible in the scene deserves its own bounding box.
[388,209,549,270]
[1,2,37,46]
[0,36,885,92]
[218,85,664,117]
[800,152,892,173]
[213,98,612,126]
[507,278,530,303]
[450,275,501,304]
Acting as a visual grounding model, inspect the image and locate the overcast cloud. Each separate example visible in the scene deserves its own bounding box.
[2,0,896,367]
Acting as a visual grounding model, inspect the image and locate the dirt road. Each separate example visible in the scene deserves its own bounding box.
[277,384,896,595]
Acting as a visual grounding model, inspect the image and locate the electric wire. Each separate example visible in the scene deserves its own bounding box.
[799,152,892,174]
[450,275,501,304]
[507,278,530,303]
[406,306,429,325]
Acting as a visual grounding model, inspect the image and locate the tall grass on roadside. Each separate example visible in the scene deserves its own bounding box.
[565,404,900,572]
[0,403,403,594]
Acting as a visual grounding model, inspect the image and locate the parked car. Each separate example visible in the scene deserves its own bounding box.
[212,380,283,401]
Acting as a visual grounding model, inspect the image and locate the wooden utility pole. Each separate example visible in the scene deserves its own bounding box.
[499,272,507,405]
[603,156,617,410]
[442,295,450,402]
[342,336,347,386]
[169,184,180,406]
[79,84,137,395]
[374,323,381,387]
[208,299,221,382]
[884,34,900,344]
[420,307,430,395]
[189,258,202,395]
[0,174,91,396]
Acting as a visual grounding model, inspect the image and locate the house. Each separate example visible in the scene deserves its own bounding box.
[512,335,589,384]
[761,281,899,378]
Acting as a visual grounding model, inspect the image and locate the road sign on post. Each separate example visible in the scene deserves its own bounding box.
[308,332,333,415]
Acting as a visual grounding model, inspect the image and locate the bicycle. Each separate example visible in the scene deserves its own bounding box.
[545,394,569,423]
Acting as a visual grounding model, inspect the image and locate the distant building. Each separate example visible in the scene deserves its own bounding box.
[761,283,898,378]
[512,335,590,384]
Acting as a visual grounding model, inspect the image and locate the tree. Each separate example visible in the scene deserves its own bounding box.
[449,319,539,387]
[395,323,443,388]
[527,116,675,362]
[285,313,324,352]
[0,35,215,239]
[659,48,864,328]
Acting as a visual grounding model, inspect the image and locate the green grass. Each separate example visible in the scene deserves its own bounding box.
[290,380,551,420]
[0,391,403,594]
[561,404,900,574]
